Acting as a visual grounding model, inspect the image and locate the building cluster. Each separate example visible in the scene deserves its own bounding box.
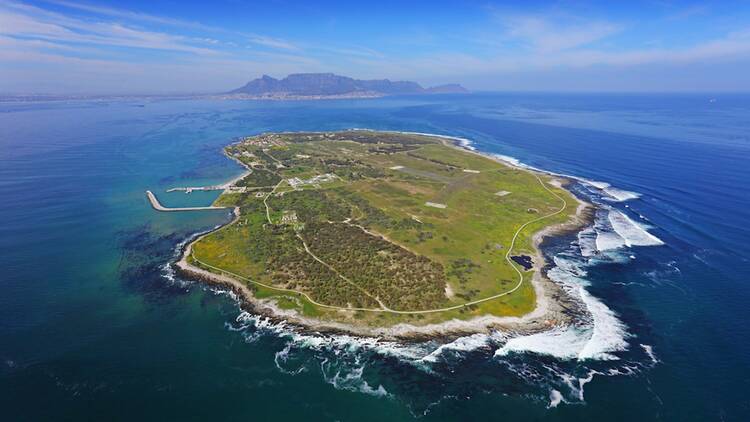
[242,134,288,148]
[287,173,337,189]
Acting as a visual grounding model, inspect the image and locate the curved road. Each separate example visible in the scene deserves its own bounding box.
[191,172,568,314]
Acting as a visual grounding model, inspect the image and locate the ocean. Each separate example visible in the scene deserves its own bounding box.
[1,93,748,421]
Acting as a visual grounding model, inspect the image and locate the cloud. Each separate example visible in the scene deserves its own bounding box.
[0,2,220,55]
[40,0,221,31]
[247,35,298,50]
[42,0,301,51]
[6,1,302,54]
[498,13,622,52]
[396,31,750,79]
[0,35,322,94]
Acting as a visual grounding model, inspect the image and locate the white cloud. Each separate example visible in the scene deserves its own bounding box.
[498,14,622,52]
[42,0,302,51]
[0,3,219,55]
[2,1,301,54]
[40,0,222,31]
[247,35,298,50]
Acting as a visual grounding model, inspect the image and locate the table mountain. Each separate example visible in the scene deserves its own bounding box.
[227,73,467,97]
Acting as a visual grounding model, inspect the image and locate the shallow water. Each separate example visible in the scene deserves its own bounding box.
[1,94,749,420]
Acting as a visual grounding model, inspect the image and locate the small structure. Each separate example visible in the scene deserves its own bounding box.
[287,173,337,189]
[281,210,298,224]
[495,190,511,197]
[463,169,480,174]
[425,202,447,209]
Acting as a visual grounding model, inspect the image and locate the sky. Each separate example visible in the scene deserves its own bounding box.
[2,0,750,94]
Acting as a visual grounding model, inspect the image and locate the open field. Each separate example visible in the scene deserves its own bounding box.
[188,130,578,327]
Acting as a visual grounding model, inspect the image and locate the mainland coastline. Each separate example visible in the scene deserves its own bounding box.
[164,131,595,342]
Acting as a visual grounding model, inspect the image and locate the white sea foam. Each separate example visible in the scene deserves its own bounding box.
[640,344,659,365]
[274,343,307,375]
[159,262,177,283]
[231,312,430,363]
[576,284,630,360]
[588,207,665,253]
[495,326,590,360]
[492,154,523,167]
[496,257,629,361]
[457,138,476,151]
[576,370,598,401]
[491,154,544,172]
[577,227,599,257]
[595,228,628,252]
[580,179,640,202]
[553,255,588,278]
[607,209,664,248]
[548,389,564,408]
[604,187,641,202]
[421,333,490,363]
[320,357,391,398]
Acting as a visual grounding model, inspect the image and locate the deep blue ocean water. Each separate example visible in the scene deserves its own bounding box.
[1,93,748,421]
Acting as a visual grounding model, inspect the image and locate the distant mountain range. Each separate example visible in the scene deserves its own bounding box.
[225,73,468,98]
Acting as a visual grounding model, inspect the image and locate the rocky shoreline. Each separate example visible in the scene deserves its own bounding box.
[172,133,596,343]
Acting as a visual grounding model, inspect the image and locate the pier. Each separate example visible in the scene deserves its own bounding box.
[146,190,228,212]
[166,170,252,193]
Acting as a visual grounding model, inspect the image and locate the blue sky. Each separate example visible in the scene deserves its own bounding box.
[2,0,750,94]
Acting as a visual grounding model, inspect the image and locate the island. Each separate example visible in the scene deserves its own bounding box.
[159,130,590,339]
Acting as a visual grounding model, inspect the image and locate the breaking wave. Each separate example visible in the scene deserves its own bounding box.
[548,389,564,408]
[421,333,492,363]
[578,207,664,256]
[581,179,641,202]
[607,209,664,248]
[492,154,529,169]
[497,255,629,361]
[321,358,391,398]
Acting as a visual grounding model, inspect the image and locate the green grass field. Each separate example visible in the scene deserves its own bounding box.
[191,131,577,327]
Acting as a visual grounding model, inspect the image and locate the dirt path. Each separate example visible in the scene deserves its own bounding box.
[296,233,389,310]
[187,172,568,315]
[264,180,285,224]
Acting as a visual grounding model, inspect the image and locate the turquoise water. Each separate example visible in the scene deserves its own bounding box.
[1,94,749,420]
